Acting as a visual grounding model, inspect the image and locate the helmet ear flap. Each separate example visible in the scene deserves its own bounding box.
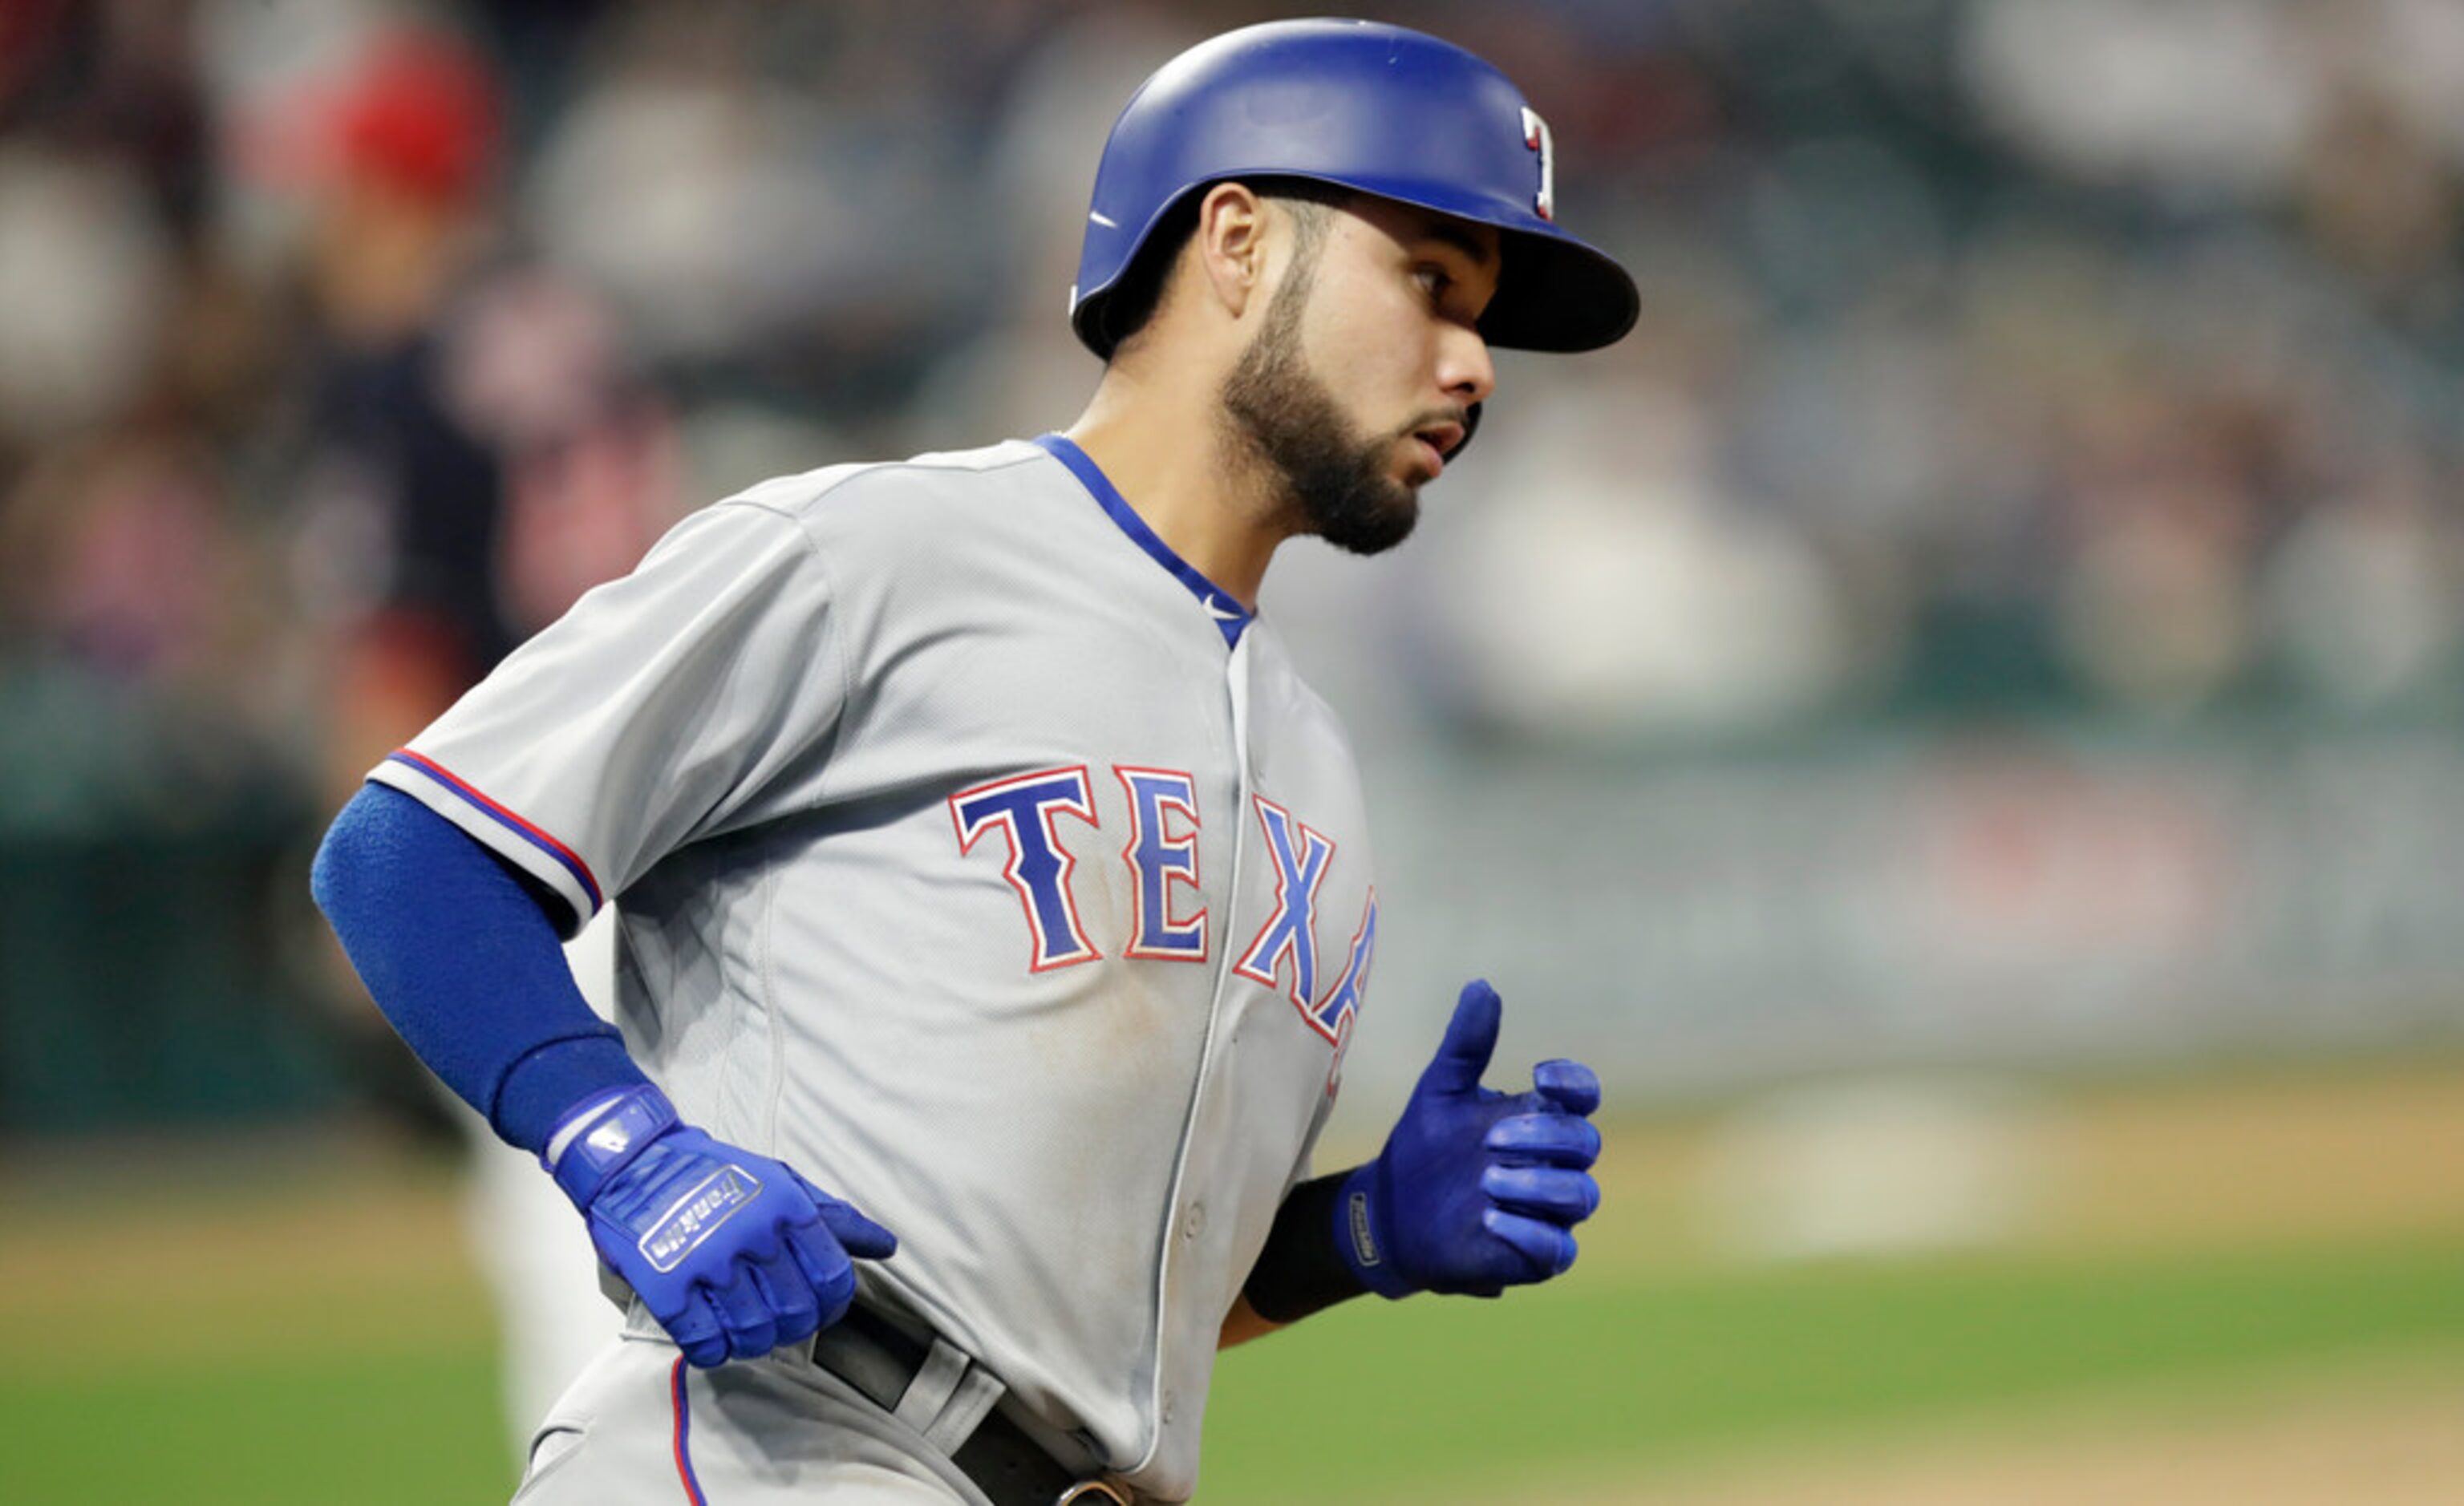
[1083,192,1206,362]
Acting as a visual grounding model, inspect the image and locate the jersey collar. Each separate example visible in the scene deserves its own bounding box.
[1033,432,1253,650]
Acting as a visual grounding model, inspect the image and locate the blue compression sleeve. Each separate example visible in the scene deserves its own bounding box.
[310,782,647,1153]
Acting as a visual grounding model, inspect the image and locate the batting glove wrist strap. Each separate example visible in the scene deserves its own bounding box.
[1333,1162,1416,1298]
[1243,1172,1376,1321]
[543,1083,679,1207]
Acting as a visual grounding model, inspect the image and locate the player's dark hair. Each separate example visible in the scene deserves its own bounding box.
[1096,179,1352,362]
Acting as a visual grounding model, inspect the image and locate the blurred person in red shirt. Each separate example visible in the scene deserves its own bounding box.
[256,20,686,1458]
[263,26,679,806]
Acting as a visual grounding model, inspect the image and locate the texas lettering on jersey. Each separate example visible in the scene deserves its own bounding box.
[948,764,1376,1051]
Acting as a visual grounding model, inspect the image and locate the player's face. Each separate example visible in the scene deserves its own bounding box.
[1219,200,1501,555]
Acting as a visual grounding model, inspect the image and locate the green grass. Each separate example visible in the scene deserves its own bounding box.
[1196,1237,2464,1503]
[6,1237,2460,1504]
[0,1347,515,1504]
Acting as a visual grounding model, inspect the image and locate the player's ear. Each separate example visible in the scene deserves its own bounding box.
[1192,180,1269,322]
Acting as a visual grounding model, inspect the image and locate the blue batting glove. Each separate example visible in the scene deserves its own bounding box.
[1337,981,1602,1298]
[543,1084,897,1367]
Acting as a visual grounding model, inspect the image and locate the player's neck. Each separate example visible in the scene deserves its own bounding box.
[1061,391,1291,611]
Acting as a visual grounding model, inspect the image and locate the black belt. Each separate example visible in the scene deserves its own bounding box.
[812,1306,1121,1506]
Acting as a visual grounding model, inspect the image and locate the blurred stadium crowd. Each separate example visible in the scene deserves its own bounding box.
[4,0,2464,1124]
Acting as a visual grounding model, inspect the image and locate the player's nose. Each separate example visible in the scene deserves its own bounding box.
[1438,323,1495,409]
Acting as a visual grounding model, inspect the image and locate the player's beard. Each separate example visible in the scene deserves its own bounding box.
[1219,265,1426,557]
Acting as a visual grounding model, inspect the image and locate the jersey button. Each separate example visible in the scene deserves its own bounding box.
[1182,1202,1206,1239]
[1161,1391,1177,1426]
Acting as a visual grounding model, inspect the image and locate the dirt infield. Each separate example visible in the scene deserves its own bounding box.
[2044,1063,2464,1254]
[1573,1056,2464,1273]
[0,1132,492,1371]
[1445,1354,2464,1506]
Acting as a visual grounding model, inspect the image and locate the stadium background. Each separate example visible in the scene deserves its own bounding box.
[2,0,2461,1500]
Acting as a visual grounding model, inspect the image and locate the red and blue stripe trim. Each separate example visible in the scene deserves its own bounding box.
[670,1356,708,1505]
[383,749,605,912]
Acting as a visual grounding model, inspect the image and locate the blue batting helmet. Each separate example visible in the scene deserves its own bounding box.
[1068,18,1639,359]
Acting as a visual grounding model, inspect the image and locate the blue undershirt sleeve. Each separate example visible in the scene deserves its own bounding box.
[310,781,650,1154]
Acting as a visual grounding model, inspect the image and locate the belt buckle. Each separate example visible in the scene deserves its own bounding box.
[1056,1485,1130,1504]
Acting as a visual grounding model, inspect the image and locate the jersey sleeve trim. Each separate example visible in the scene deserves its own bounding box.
[371,749,606,920]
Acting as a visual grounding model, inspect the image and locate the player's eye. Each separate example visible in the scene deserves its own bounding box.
[1414,264,1453,302]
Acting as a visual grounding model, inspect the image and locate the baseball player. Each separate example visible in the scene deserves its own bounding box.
[312,19,1635,1505]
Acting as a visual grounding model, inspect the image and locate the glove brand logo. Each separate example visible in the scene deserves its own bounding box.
[586,1120,634,1157]
[640,1165,762,1273]
[1347,1188,1382,1266]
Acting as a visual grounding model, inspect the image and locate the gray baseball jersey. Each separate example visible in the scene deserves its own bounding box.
[370,436,1380,1499]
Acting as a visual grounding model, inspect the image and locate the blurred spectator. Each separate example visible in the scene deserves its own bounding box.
[2262,452,2464,709]
[1959,0,2320,197]
[6,431,251,690]
[910,5,1195,443]
[525,1,991,412]
[2292,84,2462,319]
[258,22,679,805]
[246,18,682,1455]
[1421,366,1854,742]
[0,148,174,449]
